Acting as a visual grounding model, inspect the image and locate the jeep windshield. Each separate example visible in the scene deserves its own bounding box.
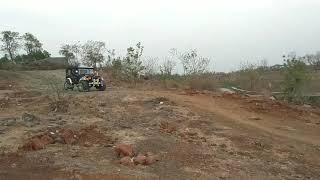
[79,69,94,75]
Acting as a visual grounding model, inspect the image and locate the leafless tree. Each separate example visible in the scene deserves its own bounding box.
[160,58,176,76]
[304,52,320,69]
[239,61,262,90]
[81,40,106,68]
[59,43,81,66]
[106,49,116,66]
[259,59,269,70]
[179,49,210,75]
[142,57,158,75]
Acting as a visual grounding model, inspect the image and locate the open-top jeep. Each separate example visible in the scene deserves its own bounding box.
[64,66,106,92]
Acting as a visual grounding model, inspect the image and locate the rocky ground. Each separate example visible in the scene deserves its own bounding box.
[0,70,320,180]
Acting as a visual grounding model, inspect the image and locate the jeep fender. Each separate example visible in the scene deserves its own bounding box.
[66,78,73,84]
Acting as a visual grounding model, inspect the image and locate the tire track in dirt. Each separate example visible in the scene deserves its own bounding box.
[144,90,320,146]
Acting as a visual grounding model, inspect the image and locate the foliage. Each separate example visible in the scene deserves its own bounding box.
[0,31,21,62]
[303,52,320,70]
[111,57,123,71]
[59,43,81,66]
[282,55,310,103]
[18,50,50,62]
[158,49,177,78]
[105,49,123,73]
[142,57,158,76]
[178,49,210,75]
[160,58,176,77]
[106,49,116,65]
[60,41,106,68]
[22,33,42,54]
[81,41,106,68]
[238,61,263,90]
[0,54,9,63]
[0,31,51,68]
[122,42,144,79]
[0,54,13,69]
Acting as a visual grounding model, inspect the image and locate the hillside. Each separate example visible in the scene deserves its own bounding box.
[0,70,320,179]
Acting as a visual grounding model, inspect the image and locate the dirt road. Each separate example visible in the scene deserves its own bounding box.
[157,91,320,145]
[0,70,320,179]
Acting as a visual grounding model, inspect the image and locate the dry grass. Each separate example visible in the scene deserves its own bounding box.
[187,75,216,91]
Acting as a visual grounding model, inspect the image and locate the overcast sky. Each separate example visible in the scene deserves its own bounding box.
[1,0,320,72]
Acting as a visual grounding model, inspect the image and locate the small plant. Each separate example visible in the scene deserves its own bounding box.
[45,76,69,113]
[160,58,176,79]
[142,57,158,76]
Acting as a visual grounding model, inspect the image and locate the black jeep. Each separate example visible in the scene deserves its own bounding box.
[64,67,106,92]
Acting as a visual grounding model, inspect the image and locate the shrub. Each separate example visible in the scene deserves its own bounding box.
[282,57,310,104]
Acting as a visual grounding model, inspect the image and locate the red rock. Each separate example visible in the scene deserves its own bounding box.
[133,154,147,165]
[22,137,44,151]
[21,133,54,151]
[145,156,156,165]
[119,156,134,166]
[40,134,54,145]
[145,152,160,165]
[115,144,134,157]
[145,152,154,157]
[60,129,77,144]
[84,142,92,147]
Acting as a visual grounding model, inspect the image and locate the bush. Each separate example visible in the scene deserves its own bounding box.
[0,61,17,70]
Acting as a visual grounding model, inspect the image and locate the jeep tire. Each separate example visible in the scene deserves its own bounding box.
[98,80,106,91]
[78,80,90,92]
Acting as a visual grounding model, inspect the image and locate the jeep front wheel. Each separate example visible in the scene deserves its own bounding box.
[98,80,106,91]
[64,81,74,90]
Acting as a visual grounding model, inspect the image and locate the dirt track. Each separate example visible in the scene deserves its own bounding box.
[0,70,320,179]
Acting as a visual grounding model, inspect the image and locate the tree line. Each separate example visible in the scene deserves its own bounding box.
[0,31,50,64]
[2,30,319,104]
[59,42,212,79]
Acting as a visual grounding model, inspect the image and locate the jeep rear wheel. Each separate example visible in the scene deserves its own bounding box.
[78,80,90,92]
